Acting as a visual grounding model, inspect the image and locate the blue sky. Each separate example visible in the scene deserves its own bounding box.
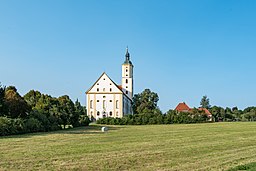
[0,0,256,112]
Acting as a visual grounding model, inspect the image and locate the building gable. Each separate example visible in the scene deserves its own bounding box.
[86,72,123,94]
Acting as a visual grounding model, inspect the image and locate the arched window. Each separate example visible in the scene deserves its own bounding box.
[90,100,93,109]
[126,79,128,84]
[97,88,99,92]
[110,88,112,92]
[109,111,113,116]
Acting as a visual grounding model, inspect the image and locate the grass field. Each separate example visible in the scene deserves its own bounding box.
[1,122,256,171]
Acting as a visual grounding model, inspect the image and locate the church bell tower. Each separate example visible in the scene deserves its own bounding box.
[122,47,134,100]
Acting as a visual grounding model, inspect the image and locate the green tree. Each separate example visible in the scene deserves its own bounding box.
[24,90,42,108]
[200,95,211,109]
[58,95,75,129]
[71,99,84,127]
[4,86,30,118]
[0,83,6,116]
[132,89,159,114]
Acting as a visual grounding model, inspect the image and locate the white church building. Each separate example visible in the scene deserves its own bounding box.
[86,48,134,120]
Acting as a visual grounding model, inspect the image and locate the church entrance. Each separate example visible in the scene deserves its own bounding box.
[102,111,106,118]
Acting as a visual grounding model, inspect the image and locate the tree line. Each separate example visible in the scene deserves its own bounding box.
[97,89,256,125]
[1,83,256,135]
[0,84,89,136]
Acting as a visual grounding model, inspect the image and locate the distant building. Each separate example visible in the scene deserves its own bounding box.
[175,102,191,113]
[86,48,133,120]
[175,102,212,119]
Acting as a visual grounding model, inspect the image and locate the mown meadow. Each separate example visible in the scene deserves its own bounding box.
[1,122,256,170]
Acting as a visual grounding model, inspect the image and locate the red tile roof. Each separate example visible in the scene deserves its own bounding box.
[175,102,190,112]
[198,108,211,115]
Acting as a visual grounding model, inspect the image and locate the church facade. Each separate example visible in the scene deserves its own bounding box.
[86,48,134,120]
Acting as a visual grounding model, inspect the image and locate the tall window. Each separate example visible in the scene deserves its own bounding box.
[90,100,93,109]
[126,91,128,94]
[97,111,100,116]
[110,88,112,92]
[103,100,106,109]
[116,100,119,109]
[126,79,128,83]
[109,111,113,116]
[97,88,99,92]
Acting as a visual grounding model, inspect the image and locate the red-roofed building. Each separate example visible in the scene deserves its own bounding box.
[174,102,212,120]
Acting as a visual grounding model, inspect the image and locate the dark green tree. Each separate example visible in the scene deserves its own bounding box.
[0,83,6,116]
[132,89,159,114]
[200,95,211,109]
[71,99,84,127]
[58,95,75,129]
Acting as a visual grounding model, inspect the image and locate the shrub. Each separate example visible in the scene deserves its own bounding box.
[79,115,90,126]
[24,118,43,133]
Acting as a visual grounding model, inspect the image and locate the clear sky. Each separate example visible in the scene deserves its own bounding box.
[0,0,256,112]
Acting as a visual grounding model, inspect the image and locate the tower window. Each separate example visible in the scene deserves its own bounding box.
[126,91,128,94]
[110,100,112,102]
[126,74,128,76]
[97,88,99,92]
[97,100,99,102]
[126,79,128,83]
[97,111,100,116]
[126,69,128,72]
[110,88,112,92]
[109,111,113,116]
[103,96,106,98]
[103,88,105,92]
[126,86,128,88]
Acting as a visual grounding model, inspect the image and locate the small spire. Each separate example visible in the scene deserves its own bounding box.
[123,46,132,65]
[125,46,130,58]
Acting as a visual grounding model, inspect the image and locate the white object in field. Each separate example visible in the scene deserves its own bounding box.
[101,127,108,132]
